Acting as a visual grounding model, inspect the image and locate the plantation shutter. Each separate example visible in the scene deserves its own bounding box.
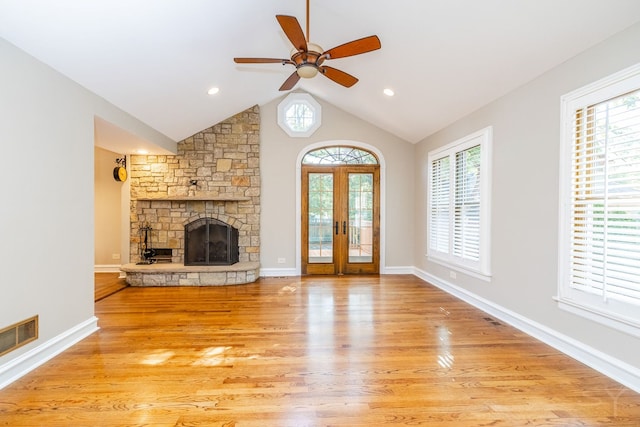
[429,156,450,254]
[454,145,481,261]
[570,90,640,304]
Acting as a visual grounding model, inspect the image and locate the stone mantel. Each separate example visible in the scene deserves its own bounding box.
[135,196,251,202]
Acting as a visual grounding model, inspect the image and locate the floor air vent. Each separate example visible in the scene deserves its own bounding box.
[483,316,502,326]
[0,315,38,357]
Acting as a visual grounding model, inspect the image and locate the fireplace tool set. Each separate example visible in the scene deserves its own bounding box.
[136,224,157,265]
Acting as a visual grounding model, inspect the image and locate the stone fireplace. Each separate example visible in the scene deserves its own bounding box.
[121,106,260,286]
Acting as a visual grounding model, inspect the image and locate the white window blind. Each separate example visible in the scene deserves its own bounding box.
[570,91,640,304]
[454,146,481,261]
[427,127,491,279]
[429,156,450,254]
[559,63,640,335]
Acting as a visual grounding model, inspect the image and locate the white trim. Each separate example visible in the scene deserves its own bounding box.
[413,268,640,393]
[0,316,99,390]
[426,255,492,282]
[561,62,640,110]
[381,266,414,275]
[429,126,492,157]
[554,297,640,339]
[260,267,298,277]
[94,264,122,273]
[295,140,386,275]
[260,266,413,277]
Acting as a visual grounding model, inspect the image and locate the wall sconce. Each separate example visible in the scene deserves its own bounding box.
[189,179,198,186]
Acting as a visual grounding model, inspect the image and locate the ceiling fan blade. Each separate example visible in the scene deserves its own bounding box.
[234,58,291,64]
[323,35,381,60]
[320,66,359,88]
[276,15,308,52]
[279,71,301,91]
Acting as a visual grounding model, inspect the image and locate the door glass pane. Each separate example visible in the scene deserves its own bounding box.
[348,173,373,263]
[308,173,333,263]
[302,147,379,164]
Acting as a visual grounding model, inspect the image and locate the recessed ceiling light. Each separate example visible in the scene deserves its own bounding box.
[383,88,395,97]
[137,149,149,155]
[207,87,220,95]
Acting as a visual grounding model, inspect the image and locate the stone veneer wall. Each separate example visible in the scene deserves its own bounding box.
[129,106,260,265]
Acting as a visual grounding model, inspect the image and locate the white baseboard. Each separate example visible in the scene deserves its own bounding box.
[413,267,640,394]
[94,264,121,273]
[381,266,414,274]
[260,267,298,277]
[0,316,99,390]
[260,265,414,277]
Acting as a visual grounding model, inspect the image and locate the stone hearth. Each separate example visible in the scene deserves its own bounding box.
[121,262,259,286]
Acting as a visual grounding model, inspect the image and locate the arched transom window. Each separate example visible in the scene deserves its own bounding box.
[302,146,378,165]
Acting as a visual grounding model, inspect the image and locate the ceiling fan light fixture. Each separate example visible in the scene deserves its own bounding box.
[297,64,319,78]
[233,3,380,89]
[307,42,323,54]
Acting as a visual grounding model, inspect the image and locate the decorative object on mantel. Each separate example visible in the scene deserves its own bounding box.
[233,0,381,91]
[113,156,127,182]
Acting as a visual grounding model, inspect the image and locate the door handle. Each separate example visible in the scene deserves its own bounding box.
[335,221,339,235]
[343,221,347,235]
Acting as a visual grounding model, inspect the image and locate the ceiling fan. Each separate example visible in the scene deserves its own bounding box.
[233,0,381,91]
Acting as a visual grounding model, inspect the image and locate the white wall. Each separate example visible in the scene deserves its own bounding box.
[414,23,640,383]
[260,92,415,273]
[0,37,174,386]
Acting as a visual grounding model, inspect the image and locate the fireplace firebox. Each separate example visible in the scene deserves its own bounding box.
[184,218,239,266]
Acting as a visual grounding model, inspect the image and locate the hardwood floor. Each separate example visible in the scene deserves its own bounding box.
[94,272,128,302]
[1,275,639,426]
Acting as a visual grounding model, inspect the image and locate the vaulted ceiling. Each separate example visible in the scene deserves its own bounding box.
[2,0,640,149]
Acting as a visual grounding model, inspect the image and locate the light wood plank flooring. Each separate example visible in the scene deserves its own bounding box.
[94,272,128,302]
[1,275,639,426]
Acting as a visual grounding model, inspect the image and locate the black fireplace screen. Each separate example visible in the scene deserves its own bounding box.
[184,218,239,266]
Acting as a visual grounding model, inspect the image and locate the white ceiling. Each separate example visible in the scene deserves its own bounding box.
[2,0,640,149]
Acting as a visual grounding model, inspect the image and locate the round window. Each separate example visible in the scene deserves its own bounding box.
[277,93,322,137]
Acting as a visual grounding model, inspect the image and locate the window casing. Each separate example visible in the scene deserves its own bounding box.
[427,127,492,280]
[277,93,321,137]
[558,63,640,336]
